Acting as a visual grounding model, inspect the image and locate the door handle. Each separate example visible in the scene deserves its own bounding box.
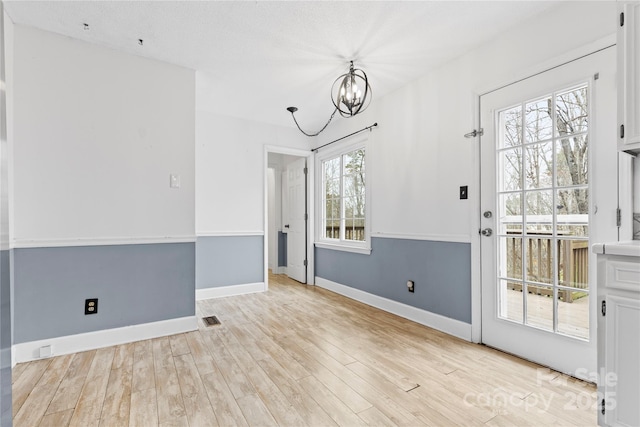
[480,228,493,237]
[284,224,290,228]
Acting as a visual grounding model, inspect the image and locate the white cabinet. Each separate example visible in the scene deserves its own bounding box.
[618,1,640,153]
[594,242,640,427]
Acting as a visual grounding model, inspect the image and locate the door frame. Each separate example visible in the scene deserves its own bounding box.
[471,36,617,346]
[263,145,314,289]
[474,44,618,377]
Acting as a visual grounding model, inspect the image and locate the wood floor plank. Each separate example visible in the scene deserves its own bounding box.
[11,362,29,385]
[45,350,96,415]
[13,354,74,426]
[112,343,135,371]
[201,330,256,399]
[226,323,269,362]
[184,331,216,376]
[174,353,219,427]
[297,375,368,427]
[216,329,308,426]
[284,342,423,426]
[294,328,357,366]
[169,334,190,357]
[242,324,311,381]
[357,406,398,427]
[274,334,373,414]
[99,366,132,427]
[132,339,156,393]
[39,408,74,427]
[235,393,278,427]
[12,358,52,416]
[152,337,187,425]
[256,357,338,427]
[14,382,61,427]
[68,347,115,427]
[201,367,249,427]
[129,388,159,427]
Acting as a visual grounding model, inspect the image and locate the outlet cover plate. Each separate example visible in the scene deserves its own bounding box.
[85,298,98,315]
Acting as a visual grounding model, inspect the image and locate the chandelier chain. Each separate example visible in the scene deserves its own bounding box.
[290,107,338,137]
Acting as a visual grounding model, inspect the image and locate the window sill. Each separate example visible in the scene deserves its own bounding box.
[314,241,372,255]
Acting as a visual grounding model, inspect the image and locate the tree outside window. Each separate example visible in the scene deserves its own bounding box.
[322,148,365,242]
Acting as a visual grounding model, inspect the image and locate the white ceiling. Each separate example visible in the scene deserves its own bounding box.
[4,0,562,130]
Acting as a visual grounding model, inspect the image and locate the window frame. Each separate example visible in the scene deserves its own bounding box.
[315,134,371,255]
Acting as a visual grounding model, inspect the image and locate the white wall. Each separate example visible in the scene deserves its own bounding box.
[195,98,309,234]
[313,1,618,242]
[11,25,196,245]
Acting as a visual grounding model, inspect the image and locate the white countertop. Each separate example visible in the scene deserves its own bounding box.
[592,240,640,257]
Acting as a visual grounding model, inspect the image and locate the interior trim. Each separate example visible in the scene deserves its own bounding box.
[12,315,198,365]
[370,232,471,243]
[11,236,197,249]
[196,282,265,300]
[315,276,472,341]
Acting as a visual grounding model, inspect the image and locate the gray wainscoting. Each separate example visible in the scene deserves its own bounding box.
[12,242,195,344]
[196,235,263,288]
[278,231,287,267]
[315,237,471,323]
[0,250,11,425]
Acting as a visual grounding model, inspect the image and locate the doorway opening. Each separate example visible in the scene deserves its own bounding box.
[265,147,314,289]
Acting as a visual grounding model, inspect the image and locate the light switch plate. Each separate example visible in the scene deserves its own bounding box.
[170,174,181,189]
[459,185,468,200]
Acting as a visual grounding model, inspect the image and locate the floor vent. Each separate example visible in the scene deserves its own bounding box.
[202,315,221,326]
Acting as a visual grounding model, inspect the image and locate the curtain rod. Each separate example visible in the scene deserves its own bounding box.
[311,122,378,153]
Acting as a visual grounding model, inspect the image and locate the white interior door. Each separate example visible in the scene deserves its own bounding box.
[286,157,307,283]
[480,48,618,377]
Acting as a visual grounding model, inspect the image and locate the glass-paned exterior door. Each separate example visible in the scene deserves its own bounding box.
[497,84,590,340]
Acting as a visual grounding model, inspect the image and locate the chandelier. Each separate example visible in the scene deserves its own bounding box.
[287,61,372,137]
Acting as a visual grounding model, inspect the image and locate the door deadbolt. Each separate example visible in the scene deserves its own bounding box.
[481,228,493,237]
[483,211,492,218]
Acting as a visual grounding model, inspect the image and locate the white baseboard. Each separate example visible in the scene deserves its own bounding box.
[12,315,197,365]
[196,282,265,300]
[315,277,472,341]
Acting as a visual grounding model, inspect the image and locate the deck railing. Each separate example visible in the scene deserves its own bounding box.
[505,231,588,303]
[325,226,365,241]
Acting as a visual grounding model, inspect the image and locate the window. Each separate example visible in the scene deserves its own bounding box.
[316,139,370,254]
[496,83,590,339]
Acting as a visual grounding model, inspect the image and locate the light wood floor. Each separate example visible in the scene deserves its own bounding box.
[12,272,597,426]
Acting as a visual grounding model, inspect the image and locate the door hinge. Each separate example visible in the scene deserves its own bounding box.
[303,167,308,175]
[601,300,606,316]
[616,208,622,227]
[601,398,606,415]
[303,259,308,266]
[620,124,625,139]
[620,11,624,27]
[304,213,308,220]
